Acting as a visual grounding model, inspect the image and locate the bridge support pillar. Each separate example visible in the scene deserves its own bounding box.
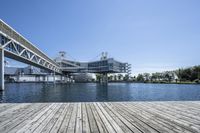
[0,49,4,91]
[53,71,55,84]
[46,75,49,83]
[100,73,108,84]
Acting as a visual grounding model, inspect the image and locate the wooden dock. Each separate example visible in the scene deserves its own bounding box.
[0,102,200,133]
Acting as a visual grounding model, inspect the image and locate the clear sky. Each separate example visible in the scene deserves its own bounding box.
[1,0,200,75]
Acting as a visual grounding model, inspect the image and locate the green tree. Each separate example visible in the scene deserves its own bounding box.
[123,74,129,81]
[137,74,144,82]
[96,74,101,82]
[114,75,117,81]
[175,66,200,82]
[109,75,113,81]
[164,72,172,83]
[143,73,150,82]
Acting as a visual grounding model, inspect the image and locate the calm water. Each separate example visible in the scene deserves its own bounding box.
[1,83,200,103]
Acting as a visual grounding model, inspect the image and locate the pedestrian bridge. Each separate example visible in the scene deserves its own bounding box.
[0,20,61,74]
[0,20,130,90]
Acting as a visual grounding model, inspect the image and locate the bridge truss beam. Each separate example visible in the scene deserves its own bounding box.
[0,32,60,73]
[0,20,61,90]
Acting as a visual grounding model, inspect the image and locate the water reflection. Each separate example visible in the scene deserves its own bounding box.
[1,83,200,103]
[96,84,108,101]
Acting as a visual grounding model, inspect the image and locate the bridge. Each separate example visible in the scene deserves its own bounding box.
[0,20,131,90]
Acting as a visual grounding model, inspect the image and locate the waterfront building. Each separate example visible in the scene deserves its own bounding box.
[4,66,72,83]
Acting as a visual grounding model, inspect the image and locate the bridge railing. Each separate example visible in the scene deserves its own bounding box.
[0,20,61,73]
[0,20,58,67]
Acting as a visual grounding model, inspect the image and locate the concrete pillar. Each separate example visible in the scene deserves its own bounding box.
[100,73,108,84]
[47,75,49,83]
[61,75,64,83]
[42,75,45,82]
[66,74,69,83]
[53,71,55,84]
[0,49,4,91]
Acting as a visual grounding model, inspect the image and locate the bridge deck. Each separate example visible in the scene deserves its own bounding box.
[0,102,199,133]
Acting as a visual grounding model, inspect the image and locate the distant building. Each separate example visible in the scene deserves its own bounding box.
[73,73,94,82]
[4,66,72,83]
[150,71,178,82]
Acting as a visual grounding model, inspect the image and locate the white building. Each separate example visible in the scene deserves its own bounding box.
[5,66,72,83]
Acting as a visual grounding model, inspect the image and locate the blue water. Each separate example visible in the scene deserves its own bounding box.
[0,83,200,103]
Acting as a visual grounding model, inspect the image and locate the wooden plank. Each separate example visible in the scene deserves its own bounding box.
[104,102,142,133]
[0,104,17,113]
[66,103,78,133]
[101,102,134,133]
[142,102,200,130]
[148,102,200,124]
[90,103,108,133]
[112,102,159,133]
[0,104,32,127]
[39,103,66,133]
[8,104,49,133]
[123,102,189,133]
[0,104,45,133]
[159,102,200,117]
[49,103,69,133]
[26,104,60,133]
[58,103,74,133]
[134,102,200,133]
[82,103,90,133]
[129,102,195,133]
[86,103,99,133]
[94,103,118,132]
[0,103,31,118]
[75,103,82,133]
[16,103,56,133]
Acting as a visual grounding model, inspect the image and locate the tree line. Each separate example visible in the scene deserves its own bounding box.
[95,65,200,84]
[136,65,200,83]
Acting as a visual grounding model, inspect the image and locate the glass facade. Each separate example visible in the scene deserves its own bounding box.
[59,58,128,73]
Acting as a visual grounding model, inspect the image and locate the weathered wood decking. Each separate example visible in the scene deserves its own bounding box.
[0,102,200,133]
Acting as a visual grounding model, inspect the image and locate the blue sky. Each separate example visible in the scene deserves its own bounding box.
[1,0,200,75]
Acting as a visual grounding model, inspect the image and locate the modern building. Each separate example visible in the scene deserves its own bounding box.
[55,52,131,83]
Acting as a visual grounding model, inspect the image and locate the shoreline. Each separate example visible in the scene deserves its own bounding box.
[4,81,200,85]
